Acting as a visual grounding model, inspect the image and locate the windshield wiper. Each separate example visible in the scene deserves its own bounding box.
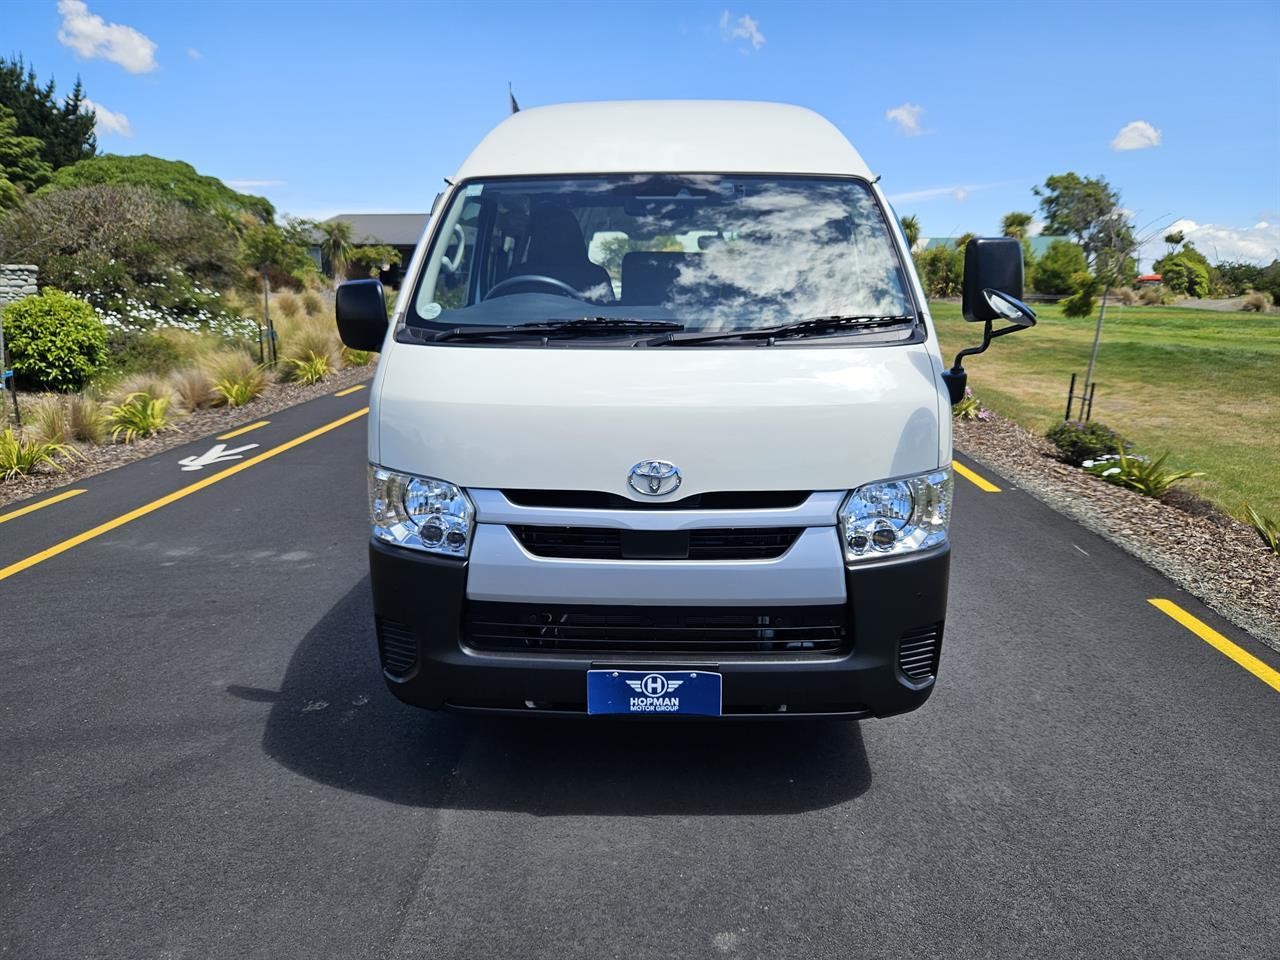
[648,314,915,346]
[432,317,684,342]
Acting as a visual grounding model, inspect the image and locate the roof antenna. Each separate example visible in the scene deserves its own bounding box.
[508,82,520,114]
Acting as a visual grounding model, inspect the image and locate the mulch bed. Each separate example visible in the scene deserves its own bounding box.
[1,364,373,510]
[954,414,1280,651]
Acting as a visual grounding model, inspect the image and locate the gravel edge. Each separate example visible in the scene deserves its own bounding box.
[1,364,374,509]
[954,415,1280,651]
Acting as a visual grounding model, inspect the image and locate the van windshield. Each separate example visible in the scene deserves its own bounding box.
[408,174,915,339]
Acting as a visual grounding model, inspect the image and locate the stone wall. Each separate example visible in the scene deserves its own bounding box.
[0,265,38,309]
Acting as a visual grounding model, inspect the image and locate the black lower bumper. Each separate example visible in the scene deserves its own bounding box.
[367,538,949,719]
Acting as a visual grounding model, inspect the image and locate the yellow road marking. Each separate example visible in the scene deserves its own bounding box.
[334,385,366,397]
[1149,598,1280,694]
[0,489,87,525]
[0,408,368,583]
[217,420,270,440]
[952,460,1001,493]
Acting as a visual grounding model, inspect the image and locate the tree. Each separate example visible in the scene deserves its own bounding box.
[1163,230,1184,252]
[1034,172,1136,271]
[899,214,920,251]
[316,219,355,281]
[1001,211,1033,240]
[241,219,315,283]
[914,244,963,299]
[1153,250,1210,298]
[1033,240,1089,294]
[0,104,53,207]
[39,154,274,223]
[0,184,241,320]
[1061,272,1100,318]
[349,244,404,278]
[0,56,96,170]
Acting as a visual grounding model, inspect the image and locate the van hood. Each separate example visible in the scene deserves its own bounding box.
[372,343,947,498]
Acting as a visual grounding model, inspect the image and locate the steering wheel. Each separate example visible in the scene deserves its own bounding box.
[483,274,581,300]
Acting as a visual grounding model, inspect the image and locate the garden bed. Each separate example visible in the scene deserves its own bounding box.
[0,363,372,509]
[954,414,1280,650]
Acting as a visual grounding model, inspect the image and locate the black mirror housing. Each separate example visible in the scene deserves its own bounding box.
[962,238,1024,322]
[335,279,389,352]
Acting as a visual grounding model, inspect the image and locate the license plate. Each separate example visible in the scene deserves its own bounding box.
[587,669,722,717]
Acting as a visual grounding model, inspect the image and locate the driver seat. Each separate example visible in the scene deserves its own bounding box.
[519,206,614,301]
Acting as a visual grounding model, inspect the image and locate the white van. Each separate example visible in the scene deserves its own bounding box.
[337,100,1033,719]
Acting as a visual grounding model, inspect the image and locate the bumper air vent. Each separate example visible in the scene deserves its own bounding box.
[898,623,943,682]
[375,616,418,676]
[510,525,803,561]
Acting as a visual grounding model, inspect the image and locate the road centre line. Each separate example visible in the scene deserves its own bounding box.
[0,489,88,526]
[0,408,368,584]
[334,385,366,397]
[952,460,1001,493]
[217,420,270,440]
[1149,598,1280,694]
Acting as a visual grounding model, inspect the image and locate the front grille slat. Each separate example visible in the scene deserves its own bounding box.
[512,525,803,561]
[464,602,848,655]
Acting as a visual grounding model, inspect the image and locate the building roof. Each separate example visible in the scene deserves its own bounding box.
[321,213,429,247]
[454,100,872,180]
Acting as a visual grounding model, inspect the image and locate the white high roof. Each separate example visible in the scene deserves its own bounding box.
[454,100,872,180]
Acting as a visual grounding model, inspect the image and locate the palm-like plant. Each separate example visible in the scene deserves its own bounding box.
[1001,211,1033,240]
[900,214,920,251]
[317,219,355,283]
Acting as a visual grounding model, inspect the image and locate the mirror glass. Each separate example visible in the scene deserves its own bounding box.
[982,288,1036,327]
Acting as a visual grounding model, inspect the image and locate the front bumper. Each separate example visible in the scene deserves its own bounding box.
[368,538,950,718]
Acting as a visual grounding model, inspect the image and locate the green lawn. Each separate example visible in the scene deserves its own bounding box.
[930,301,1280,519]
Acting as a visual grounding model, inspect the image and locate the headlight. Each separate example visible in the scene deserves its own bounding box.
[839,468,952,562]
[368,466,475,557]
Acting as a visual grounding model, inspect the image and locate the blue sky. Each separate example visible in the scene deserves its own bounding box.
[8,0,1280,267]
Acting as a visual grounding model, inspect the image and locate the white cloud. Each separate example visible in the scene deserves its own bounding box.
[57,0,157,74]
[187,47,202,60]
[80,97,132,137]
[1110,120,1162,151]
[227,179,285,189]
[719,10,765,51]
[1145,218,1280,265]
[887,181,1007,204]
[1027,220,1045,237]
[885,103,926,137]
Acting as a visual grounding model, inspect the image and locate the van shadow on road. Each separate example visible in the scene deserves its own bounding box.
[234,578,872,816]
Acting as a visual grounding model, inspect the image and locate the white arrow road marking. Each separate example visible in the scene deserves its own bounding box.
[178,442,260,471]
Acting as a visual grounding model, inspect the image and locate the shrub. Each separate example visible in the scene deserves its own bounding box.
[1060,272,1099,318]
[283,351,330,385]
[69,392,108,444]
[105,328,185,376]
[341,346,373,367]
[1138,284,1172,305]
[108,392,171,442]
[275,291,301,318]
[279,311,342,369]
[0,427,77,480]
[113,372,174,404]
[914,245,963,299]
[1110,287,1138,305]
[1046,420,1130,466]
[207,351,268,407]
[30,395,69,445]
[1241,291,1272,313]
[301,291,324,317]
[1084,451,1203,499]
[170,366,216,411]
[1,289,107,390]
[952,386,991,422]
[1245,505,1280,555]
[1032,240,1087,295]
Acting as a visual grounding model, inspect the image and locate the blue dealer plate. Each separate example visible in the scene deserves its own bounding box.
[587,669,722,717]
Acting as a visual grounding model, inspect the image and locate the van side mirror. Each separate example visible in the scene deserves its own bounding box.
[335,278,389,352]
[941,238,1037,405]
